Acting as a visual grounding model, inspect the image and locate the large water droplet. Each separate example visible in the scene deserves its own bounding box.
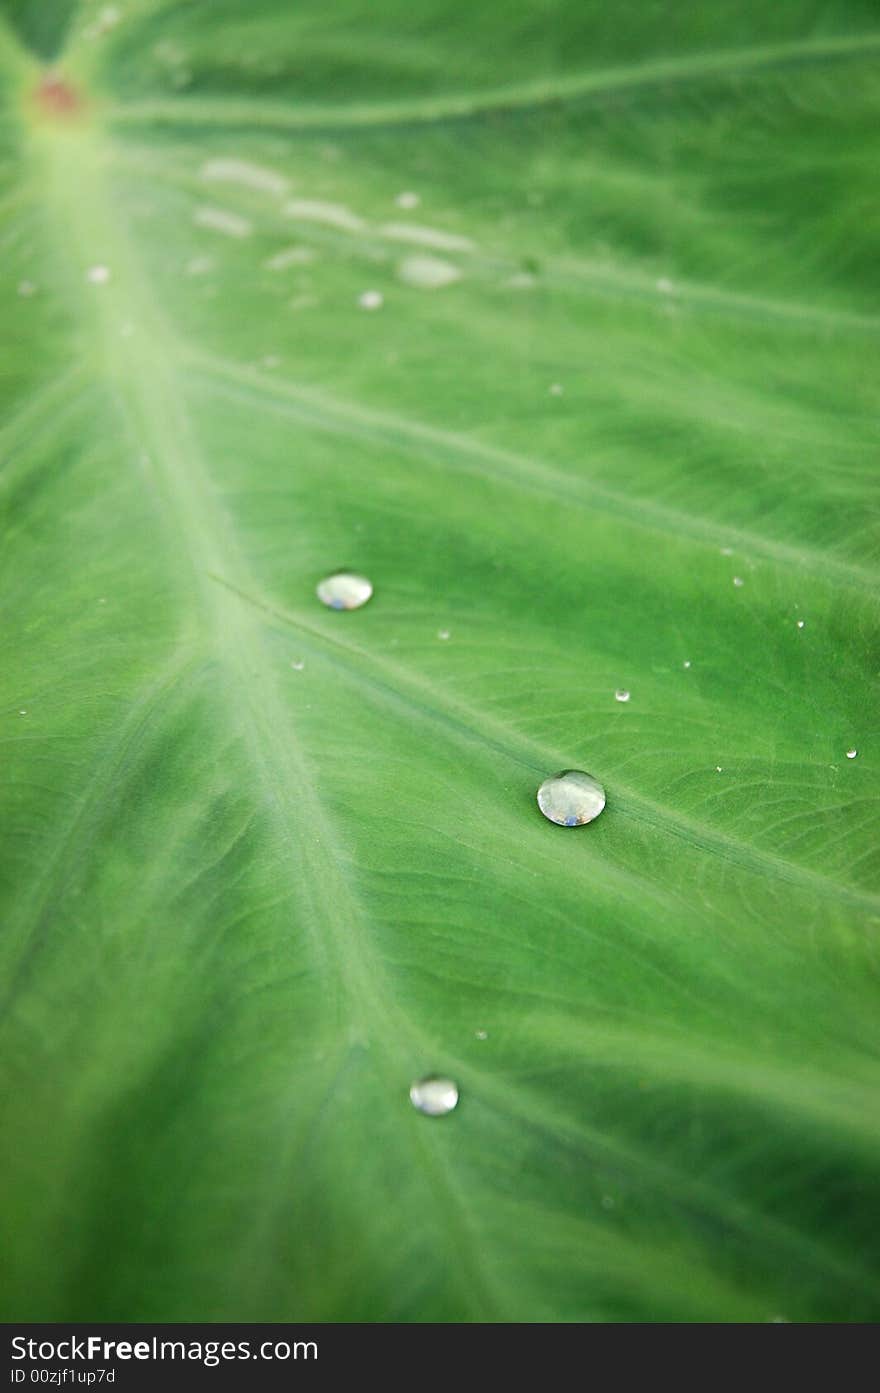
[316,571,373,611]
[846,748,858,759]
[614,688,630,703]
[409,1076,459,1116]
[537,770,606,827]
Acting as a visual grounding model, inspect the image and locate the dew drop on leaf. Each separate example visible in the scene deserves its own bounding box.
[358,290,383,311]
[846,748,858,759]
[732,575,744,587]
[316,571,373,611]
[86,265,111,285]
[409,1076,459,1116]
[614,688,630,703]
[537,770,606,827]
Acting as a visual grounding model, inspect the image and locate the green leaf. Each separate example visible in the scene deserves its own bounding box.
[2,1,879,1322]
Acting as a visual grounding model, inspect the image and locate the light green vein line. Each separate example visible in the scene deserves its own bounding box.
[207,573,880,916]
[0,647,199,1018]
[189,353,880,596]
[105,147,880,339]
[108,30,880,133]
[35,118,504,1319]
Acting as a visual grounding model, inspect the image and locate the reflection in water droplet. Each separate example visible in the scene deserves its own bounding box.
[846,748,858,759]
[358,289,383,311]
[437,629,450,640]
[290,659,305,671]
[316,571,373,611]
[796,620,805,629]
[537,770,606,827]
[732,576,744,587]
[409,1076,459,1116]
[475,1030,488,1040]
[614,689,630,703]
[683,660,691,669]
[19,709,27,716]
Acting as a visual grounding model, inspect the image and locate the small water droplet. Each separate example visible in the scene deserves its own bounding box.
[358,289,383,311]
[549,382,564,396]
[98,597,107,605]
[395,191,420,210]
[715,766,723,773]
[437,629,450,640]
[732,576,744,587]
[17,280,36,297]
[409,1076,459,1116]
[796,619,805,629]
[614,688,630,703]
[86,265,111,285]
[683,660,691,669]
[720,546,733,556]
[316,571,373,611]
[474,1029,488,1040]
[537,770,606,827]
[290,659,305,671]
[846,748,857,759]
[18,709,27,716]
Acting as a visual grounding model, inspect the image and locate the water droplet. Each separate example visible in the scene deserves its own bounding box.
[396,254,461,290]
[715,766,723,773]
[17,280,36,297]
[549,382,564,396]
[796,619,805,629]
[290,659,305,671]
[732,576,744,587]
[614,688,630,703]
[358,289,383,311]
[720,546,733,557]
[86,265,111,285]
[474,1029,488,1040]
[395,191,420,210]
[409,1076,459,1116]
[316,571,373,611]
[537,770,606,827]
[683,660,691,669]
[437,629,450,640]
[846,748,857,759]
[98,597,107,605]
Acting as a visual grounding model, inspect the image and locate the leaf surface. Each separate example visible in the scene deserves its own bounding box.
[1,0,879,1321]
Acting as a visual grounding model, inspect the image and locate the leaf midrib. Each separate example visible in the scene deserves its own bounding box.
[104,29,880,132]
[33,113,507,1320]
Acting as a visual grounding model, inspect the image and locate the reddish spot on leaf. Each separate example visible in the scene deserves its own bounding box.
[34,74,83,119]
